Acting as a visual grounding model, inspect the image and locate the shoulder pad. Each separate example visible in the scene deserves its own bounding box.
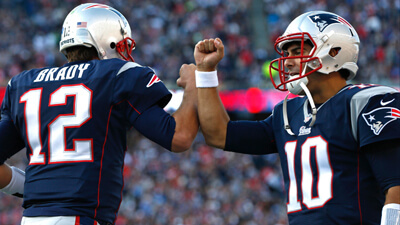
[350,85,399,140]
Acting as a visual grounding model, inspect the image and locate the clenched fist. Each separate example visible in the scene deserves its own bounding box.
[194,38,225,72]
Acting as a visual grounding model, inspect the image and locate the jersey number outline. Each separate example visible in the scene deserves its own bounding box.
[285,136,333,213]
[20,84,94,165]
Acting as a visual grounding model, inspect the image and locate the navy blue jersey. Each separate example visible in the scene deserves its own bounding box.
[1,58,172,224]
[225,84,400,225]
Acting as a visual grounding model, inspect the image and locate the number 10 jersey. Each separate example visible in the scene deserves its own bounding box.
[225,84,400,225]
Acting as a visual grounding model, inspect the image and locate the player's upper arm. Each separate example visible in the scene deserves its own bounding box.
[225,116,277,155]
[112,62,172,128]
[131,104,175,151]
[363,138,400,193]
[113,62,171,110]
[0,81,26,164]
[0,117,25,165]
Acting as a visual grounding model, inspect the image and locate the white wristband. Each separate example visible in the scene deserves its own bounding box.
[381,203,400,225]
[195,70,219,88]
[1,166,25,196]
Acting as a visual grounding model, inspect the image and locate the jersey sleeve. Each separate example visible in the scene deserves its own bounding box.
[363,139,400,193]
[353,88,400,147]
[131,104,176,150]
[0,84,26,164]
[112,62,172,123]
[1,81,13,121]
[225,116,277,154]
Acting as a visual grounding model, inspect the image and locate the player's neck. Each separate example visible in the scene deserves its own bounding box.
[309,73,347,104]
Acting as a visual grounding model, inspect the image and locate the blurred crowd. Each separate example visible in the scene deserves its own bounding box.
[0,0,399,224]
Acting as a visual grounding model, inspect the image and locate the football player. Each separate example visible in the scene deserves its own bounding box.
[0,3,198,225]
[192,11,400,225]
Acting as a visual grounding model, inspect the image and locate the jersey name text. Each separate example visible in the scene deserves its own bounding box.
[34,63,90,83]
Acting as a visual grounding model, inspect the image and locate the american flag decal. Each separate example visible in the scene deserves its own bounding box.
[77,22,87,28]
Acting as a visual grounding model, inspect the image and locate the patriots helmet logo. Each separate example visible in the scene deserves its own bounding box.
[309,13,353,32]
[362,107,400,135]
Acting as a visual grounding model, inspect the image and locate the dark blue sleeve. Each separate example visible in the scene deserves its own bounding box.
[113,63,172,115]
[0,83,26,164]
[359,92,400,147]
[363,138,400,193]
[0,118,25,165]
[225,116,277,155]
[131,104,175,151]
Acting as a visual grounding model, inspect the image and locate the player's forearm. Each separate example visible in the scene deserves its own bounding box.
[198,87,229,149]
[0,163,24,198]
[381,186,400,225]
[385,185,400,204]
[171,87,199,152]
[0,164,12,188]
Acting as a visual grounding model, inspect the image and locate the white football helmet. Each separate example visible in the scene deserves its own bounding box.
[60,3,136,61]
[269,11,360,93]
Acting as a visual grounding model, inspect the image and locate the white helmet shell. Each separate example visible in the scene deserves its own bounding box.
[60,3,135,61]
[269,11,360,92]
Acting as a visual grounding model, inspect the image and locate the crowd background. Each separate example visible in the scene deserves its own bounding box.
[0,0,398,224]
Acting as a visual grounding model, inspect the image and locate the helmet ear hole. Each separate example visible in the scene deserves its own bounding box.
[329,47,341,57]
[110,42,116,49]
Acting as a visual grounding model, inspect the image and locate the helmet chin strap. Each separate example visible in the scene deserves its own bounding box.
[300,82,317,126]
[283,93,296,135]
[283,81,317,136]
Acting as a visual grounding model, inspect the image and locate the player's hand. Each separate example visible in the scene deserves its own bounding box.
[194,38,224,71]
[177,63,196,90]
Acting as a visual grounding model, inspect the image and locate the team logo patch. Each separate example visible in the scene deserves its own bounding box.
[308,13,353,32]
[362,107,400,135]
[146,74,161,88]
[299,126,311,136]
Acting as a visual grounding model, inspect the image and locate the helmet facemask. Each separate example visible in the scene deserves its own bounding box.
[269,32,322,93]
[116,37,136,62]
